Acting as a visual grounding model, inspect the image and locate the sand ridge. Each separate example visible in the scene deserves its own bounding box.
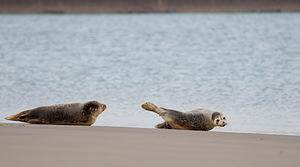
[0,123,299,167]
[0,0,300,13]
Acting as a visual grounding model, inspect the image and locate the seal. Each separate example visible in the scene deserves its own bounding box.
[141,102,227,131]
[5,101,106,126]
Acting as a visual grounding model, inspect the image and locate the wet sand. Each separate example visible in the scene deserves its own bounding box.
[0,123,299,167]
[0,0,300,13]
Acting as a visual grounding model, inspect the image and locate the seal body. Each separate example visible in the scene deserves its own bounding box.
[5,101,106,126]
[141,102,227,131]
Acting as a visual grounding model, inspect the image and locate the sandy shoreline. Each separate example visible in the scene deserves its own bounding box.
[1,123,299,167]
[1,0,300,13]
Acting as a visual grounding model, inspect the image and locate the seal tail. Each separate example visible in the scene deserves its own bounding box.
[5,110,30,122]
[141,102,164,115]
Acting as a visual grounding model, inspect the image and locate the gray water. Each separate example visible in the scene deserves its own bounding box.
[0,13,299,135]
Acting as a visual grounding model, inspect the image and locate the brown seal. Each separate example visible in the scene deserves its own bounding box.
[141,102,227,131]
[5,101,106,126]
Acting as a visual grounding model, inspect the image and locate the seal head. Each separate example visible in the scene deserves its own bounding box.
[212,112,227,127]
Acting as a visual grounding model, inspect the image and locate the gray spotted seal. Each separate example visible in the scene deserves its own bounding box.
[141,102,227,131]
[5,101,106,126]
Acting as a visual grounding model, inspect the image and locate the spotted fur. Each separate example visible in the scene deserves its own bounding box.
[142,102,227,131]
[5,101,106,126]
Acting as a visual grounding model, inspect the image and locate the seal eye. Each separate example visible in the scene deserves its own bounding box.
[216,119,220,123]
[223,117,226,120]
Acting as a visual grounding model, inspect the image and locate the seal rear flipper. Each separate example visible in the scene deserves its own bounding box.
[5,110,30,122]
[155,122,172,129]
[141,102,165,115]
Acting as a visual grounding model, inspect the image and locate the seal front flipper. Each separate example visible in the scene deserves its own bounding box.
[155,122,172,129]
[5,110,31,122]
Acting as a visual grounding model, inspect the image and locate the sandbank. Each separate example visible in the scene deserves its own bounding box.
[0,0,300,13]
[0,123,299,167]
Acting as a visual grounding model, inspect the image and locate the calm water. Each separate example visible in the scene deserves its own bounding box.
[0,13,299,135]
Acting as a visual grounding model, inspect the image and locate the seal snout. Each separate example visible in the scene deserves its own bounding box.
[102,104,107,110]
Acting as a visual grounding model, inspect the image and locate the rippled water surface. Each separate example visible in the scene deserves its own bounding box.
[0,13,299,135]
